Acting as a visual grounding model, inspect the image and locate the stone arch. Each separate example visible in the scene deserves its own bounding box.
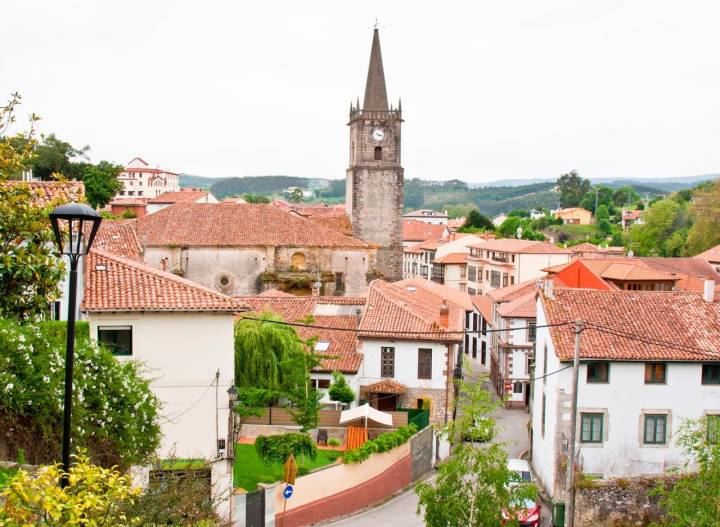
[291,252,307,270]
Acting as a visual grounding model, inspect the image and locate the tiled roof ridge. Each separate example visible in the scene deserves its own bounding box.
[88,249,241,307]
[368,280,448,332]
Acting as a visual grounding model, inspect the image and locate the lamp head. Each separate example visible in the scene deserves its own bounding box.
[49,203,102,257]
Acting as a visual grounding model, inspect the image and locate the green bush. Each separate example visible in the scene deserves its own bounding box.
[255,433,317,464]
[328,438,342,447]
[0,319,160,467]
[341,424,417,464]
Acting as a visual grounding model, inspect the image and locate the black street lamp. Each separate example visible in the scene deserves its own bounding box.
[49,203,102,488]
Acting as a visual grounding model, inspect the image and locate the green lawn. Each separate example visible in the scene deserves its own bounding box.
[233,444,337,491]
[0,466,17,489]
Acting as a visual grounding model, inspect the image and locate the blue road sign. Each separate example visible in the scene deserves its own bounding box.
[283,484,294,499]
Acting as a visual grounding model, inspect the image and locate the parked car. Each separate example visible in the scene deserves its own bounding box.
[507,458,532,482]
[462,416,495,442]
[502,497,541,527]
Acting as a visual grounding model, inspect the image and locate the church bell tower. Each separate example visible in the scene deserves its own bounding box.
[346,28,404,282]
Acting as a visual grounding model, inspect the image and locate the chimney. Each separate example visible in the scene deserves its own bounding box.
[439,302,449,328]
[355,307,362,328]
[544,278,554,299]
[704,279,715,303]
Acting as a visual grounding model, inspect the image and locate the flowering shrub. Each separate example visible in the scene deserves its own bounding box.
[0,319,160,467]
[341,424,417,464]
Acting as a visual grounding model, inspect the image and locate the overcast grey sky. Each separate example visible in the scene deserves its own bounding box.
[3,0,720,183]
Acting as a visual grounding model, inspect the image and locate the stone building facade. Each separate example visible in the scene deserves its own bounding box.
[346,29,404,282]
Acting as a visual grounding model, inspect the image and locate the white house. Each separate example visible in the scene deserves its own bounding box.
[357,280,463,425]
[116,157,179,200]
[466,239,571,295]
[531,285,720,503]
[403,209,449,225]
[82,249,239,462]
[146,189,218,214]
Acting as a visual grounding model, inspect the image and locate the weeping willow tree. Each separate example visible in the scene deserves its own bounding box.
[234,312,306,392]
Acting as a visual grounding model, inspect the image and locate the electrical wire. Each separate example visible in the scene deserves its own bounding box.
[460,364,573,384]
[159,377,216,425]
[241,315,572,336]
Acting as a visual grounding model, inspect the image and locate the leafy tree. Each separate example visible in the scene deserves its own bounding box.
[497,216,523,239]
[29,133,90,180]
[686,179,720,255]
[0,320,161,467]
[0,183,66,319]
[613,185,642,207]
[507,209,529,218]
[580,185,615,215]
[596,204,611,235]
[627,198,690,256]
[242,193,270,204]
[328,371,355,406]
[0,451,141,527]
[255,433,317,464]
[0,92,39,179]
[234,313,306,392]
[652,417,720,527]
[289,187,304,203]
[556,170,591,208]
[404,179,425,209]
[415,370,536,526]
[319,179,346,198]
[81,160,123,208]
[466,209,493,230]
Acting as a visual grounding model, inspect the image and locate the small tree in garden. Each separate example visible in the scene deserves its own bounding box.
[255,433,317,465]
[328,371,355,406]
[0,451,141,527]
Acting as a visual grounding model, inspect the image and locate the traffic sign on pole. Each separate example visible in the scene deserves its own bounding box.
[283,484,294,499]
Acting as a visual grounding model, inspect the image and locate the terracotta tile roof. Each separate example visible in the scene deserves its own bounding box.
[360,379,407,394]
[622,210,643,220]
[359,280,463,341]
[496,291,536,318]
[308,214,353,236]
[258,288,295,297]
[599,262,675,281]
[404,209,448,218]
[432,252,469,264]
[404,244,424,254]
[542,289,720,361]
[639,257,720,290]
[487,279,539,303]
[147,190,211,204]
[83,250,241,312]
[468,238,571,254]
[136,203,368,248]
[295,204,347,217]
[697,244,720,264]
[393,277,473,310]
[238,296,364,373]
[471,295,494,326]
[5,180,85,208]
[402,220,447,242]
[447,217,466,229]
[92,221,142,260]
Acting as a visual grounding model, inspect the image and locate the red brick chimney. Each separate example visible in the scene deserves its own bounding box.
[439,302,449,328]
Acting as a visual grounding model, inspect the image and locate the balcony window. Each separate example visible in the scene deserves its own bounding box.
[381,347,395,377]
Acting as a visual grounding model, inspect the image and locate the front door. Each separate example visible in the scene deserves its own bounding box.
[377,393,397,412]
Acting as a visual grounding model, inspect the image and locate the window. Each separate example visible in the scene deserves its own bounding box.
[468,266,476,282]
[465,311,471,328]
[702,364,720,384]
[643,414,667,444]
[315,341,330,352]
[335,272,344,292]
[473,314,479,331]
[98,326,132,356]
[580,413,603,443]
[528,322,537,343]
[587,362,609,383]
[510,276,515,285]
[490,271,501,288]
[312,379,330,389]
[381,347,395,377]
[707,415,720,444]
[468,287,476,295]
[502,273,508,287]
[513,382,523,394]
[418,348,432,379]
[459,283,467,292]
[460,266,467,279]
[49,300,61,321]
[374,146,382,160]
[644,363,667,384]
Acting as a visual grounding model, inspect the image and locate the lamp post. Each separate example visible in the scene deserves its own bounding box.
[49,203,102,488]
[227,385,238,462]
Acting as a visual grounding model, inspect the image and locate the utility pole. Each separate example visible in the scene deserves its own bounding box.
[565,320,585,527]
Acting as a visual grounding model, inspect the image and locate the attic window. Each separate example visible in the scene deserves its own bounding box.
[315,341,331,352]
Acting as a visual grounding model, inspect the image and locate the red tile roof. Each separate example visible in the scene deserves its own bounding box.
[496,292,536,318]
[402,220,447,242]
[147,190,211,204]
[469,239,571,254]
[239,296,364,373]
[5,180,85,208]
[432,252,469,264]
[697,245,720,264]
[308,214,353,236]
[599,262,674,281]
[92,221,142,260]
[447,217,467,229]
[258,288,295,297]
[83,250,241,312]
[359,280,463,341]
[542,289,720,361]
[361,379,407,394]
[404,209,448,218]
[394,277,473,310]
[471,295,494,326]
[487,279,539,303]
[136,203,368,248]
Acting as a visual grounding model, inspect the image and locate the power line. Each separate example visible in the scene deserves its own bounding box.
[461,364,572,384]
[241,315,572,336]
[159,377,216,425]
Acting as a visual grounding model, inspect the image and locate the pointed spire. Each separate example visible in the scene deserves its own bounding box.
[398,98,402,111]
[363,28,389,112]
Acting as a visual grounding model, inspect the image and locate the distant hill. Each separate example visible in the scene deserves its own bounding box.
[179,174,226,189]
[472,174,717,193]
